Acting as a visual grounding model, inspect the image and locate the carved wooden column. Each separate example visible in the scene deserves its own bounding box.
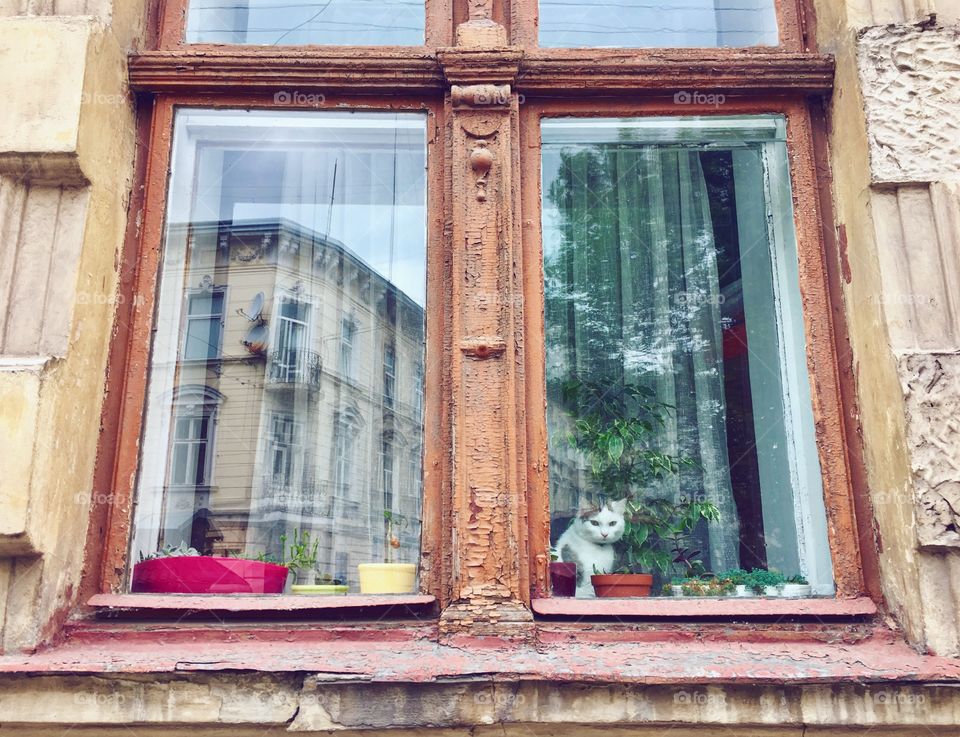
[437,44,532,635]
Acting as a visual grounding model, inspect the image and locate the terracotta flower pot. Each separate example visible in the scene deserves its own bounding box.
[131,556,288,594]
[549,562,577,597]
[591,572,653,597]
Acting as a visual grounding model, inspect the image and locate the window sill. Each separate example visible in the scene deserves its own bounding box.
[88,593,436,616]
[531,596,877,619]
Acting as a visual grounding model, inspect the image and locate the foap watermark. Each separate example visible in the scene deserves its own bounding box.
[474,690,526,708]
[674,90,726,108]
[74,691,128,707]
[80,490,124,506]
[81,91,130,107]
[274,90,327,106]
[673,290,725,307]
[673,690,726,707]
[872,689,927,706]
[76,291,144,307]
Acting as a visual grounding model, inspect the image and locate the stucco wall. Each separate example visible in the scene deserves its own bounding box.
[816,0,960,654]
[0,5,143,649]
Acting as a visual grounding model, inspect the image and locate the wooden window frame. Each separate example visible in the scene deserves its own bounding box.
[520,96,874,604]
[84,0,882,620]
[90,94,446,603]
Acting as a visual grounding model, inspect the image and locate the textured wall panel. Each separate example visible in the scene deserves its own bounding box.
[859,24,960,183]
[871,183,960,350]
[899,352,960,548]
[0,177,88,357]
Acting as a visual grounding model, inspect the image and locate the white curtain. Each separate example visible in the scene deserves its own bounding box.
[545,145,741,572]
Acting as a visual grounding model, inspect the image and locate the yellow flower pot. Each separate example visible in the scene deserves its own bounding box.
[357,563,417,594]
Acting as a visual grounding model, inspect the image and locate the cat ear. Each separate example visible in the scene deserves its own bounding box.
[610,498,627,515]
[577,496,598,518]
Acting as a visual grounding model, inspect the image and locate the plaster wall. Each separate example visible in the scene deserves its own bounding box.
[816,0,960,653]
[0,5,143,650]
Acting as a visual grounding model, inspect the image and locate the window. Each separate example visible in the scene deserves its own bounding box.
[185,0,425,45]
[183,288,225,361]
[412,362,423,416]
[129,110,427,578]
[541,116,833,596]
[170,410,214,487]
[383,344,397,407]
[381,436,395,513]
[333,419,356,499]
[538,0,779,48]
[107,0,863,611]
[270,294,316,386]
[339,318,356,379]
[267,413,299,486]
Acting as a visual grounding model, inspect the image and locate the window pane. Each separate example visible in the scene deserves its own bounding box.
[542,116,832,598]
[131,110,427,593]
[186,0,424,45]
[539,0,778,48]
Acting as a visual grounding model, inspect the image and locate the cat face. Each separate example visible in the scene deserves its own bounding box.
[574,498,626,545]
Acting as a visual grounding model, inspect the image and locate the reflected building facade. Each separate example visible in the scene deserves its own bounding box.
[135,217,424,588]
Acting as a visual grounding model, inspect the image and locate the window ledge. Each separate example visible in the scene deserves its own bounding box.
[531,596,877,618]
[88,593,436,615]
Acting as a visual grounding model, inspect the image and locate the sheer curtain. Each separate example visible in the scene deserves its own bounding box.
[545,144,741,573]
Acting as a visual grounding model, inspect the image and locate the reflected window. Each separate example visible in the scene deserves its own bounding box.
[171,412,215,487]
[186,0,425,45]
[542,116,832,597]
[339,318,356,379]
[268,413,299,485]
[132,110,427,592]
[383,344,396,407]
[539,0,778,48]
[183,288,225,361]
[381,436,395,512]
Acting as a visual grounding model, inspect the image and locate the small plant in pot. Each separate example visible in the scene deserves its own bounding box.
[358,511,417,594]
[662,574,736,597]
[781,574,811,598]
[559,378,720,597]
[548,548,577,597]
[594,495,721,597]
[131,542,289,594]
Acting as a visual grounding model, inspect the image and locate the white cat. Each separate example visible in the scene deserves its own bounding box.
[556,498,627,598]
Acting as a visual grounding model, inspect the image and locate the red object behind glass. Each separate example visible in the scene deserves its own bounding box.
[131,556,288,594]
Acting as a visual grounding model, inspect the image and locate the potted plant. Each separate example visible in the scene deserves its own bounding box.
[740,568,787,596]
[593,496,721,597]
[549,548,577,597]
[780,574,811,598]
[131,542,288,594]
[714,568,752,597]
[560,378,720,598]
[291,571,349,595]
[663,574,735,597]
[358,511,417,594]
[271,530,347,594]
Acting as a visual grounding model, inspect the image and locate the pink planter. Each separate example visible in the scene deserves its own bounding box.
[131,556,288,594]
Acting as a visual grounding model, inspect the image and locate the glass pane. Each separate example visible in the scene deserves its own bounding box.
[539,0,778,48]
[186,0,424,45]
[131,109,427,594]
[542,116,832,599]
